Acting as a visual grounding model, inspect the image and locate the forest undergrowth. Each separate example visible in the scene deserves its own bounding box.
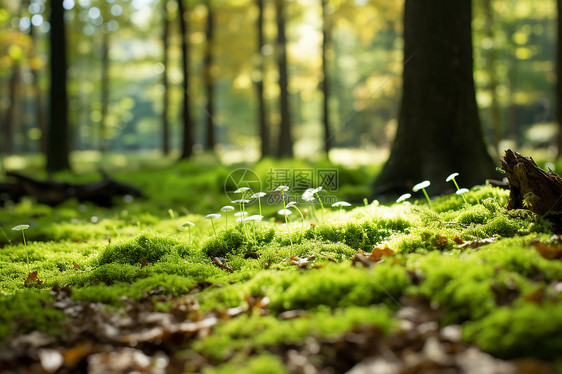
[0,159,561,373]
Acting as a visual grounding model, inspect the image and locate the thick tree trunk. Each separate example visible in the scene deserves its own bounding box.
[556,0,562,157]
[46,0,71,173]
[162,0,170,155]
[204,0,216,151]
[321,0,332,155]
[374,0,496,196]
[100,32,110,153]
[256,0,270,158]
[275,0,293,158]
[4,65,19,154]
[178,0,194,159]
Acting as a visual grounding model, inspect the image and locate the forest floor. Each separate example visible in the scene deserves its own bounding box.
[0,158,561,373]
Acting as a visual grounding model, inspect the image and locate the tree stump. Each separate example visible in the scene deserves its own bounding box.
[501,149,562,232]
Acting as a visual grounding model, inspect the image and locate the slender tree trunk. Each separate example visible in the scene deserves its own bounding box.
[275,0,293,158]
[320,0,332,155]
[256,0,270,158]
[204,0,216,151]
[178,0,194,159]
[162,0,170,155]
[4,65,20,154]
[46,0,71,173]
[100,31,110,153]
[557,0,562,157]
[374,0,496,195]
[29,21,46,153]
[483,0,501,159]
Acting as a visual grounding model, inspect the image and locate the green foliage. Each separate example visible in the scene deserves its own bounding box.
[98,233,187,265]
[463,302,562,360]
[202,353,288,374]
[0,291,65,342]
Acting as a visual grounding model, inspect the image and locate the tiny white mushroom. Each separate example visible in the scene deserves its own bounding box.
[12,224,30,231]
[251,192,266,199]
[234,211,248,217]
[220,205,235,212]
[181,222,195,227]
[412,180,430,192]
[331,201,351,207]
[245,215,264,222]
[456,188,469,195]
[396,193,411,203]
[231,199,250,204]
[275,185,289,192]
[446,172,459,182]
[277,209,292,216]
[234,187,250,194]
[204,214,221,220]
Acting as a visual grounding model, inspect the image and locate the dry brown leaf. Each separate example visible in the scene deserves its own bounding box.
[531,241,562,260]
[452,235,464,245]
[212,257,233,272]
[437,236,448,249]
[371,246,394,261]
[458,237,497,249]
[140,258,151,268]
[351,247,394,267]
[290,256,316,268]
[24,271,42,285]
[73,261,80,269]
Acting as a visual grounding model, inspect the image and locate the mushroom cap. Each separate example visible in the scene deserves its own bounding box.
[396,193,411,203]
[204,213,221,220]
[446,173,459,182]
[277,208,293,215]
[234,211,248,217]
[12,224,30,231]
[331,201,351,207]
[234,187,250,193]
[456,188,469,195]
[181,222,195,227]
[231,199,250,204]
[275,185,289,192]
[286,201,297,208]
[245,215,264,222]
[251,192,266,198]
[412,180,431,192]
[220,205,235,212]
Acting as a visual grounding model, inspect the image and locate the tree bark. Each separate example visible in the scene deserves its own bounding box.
[204,0,216,151]
[46,0,71,173]
[4,65,19,155]
[320,0,332,155]
[162,0,170,155]
[29,19,46,154]
[256,0,270,158]
[275,0,293,158]
[178,0,194,159]
[557,0,562,157]
[374,0,496,196]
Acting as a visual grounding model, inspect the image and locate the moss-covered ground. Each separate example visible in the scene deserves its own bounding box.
[0,158,561,373]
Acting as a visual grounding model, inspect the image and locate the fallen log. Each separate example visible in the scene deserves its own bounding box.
[1,171,144,207]
[501,149,562,232]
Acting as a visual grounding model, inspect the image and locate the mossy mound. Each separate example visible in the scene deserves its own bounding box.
[98,233,188,265]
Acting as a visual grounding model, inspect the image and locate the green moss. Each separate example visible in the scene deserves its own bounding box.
[89,263,144,285]
[308,219,398,251]
[463,302,562,359]
[0,290,65,342]
[202,353,288,374]
[195,306,396,363]
[98,233,188,265]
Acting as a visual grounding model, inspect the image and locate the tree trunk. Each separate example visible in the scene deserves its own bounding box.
[275,0,293,158]
[482,0,501,159]
[557,0,562,157]
[178,0,194,159]
[320,0,332,155]
[29,20,46,154]
[374,0,496,196]
[204,0,216,151]
[100,31,110,153]
[162,0,170,155]
[46,0,71,173]
[256,0,270,158]
[4,65,19,154]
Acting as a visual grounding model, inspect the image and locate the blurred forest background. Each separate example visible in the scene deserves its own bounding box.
[0,0,560,173]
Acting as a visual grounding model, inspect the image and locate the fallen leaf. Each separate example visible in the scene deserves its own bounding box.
[140,258,151,268]
[351,247,394,268]
[452,235,464,244]
[523,287,545,304]
[437,236,448,249]
[212,257,233,272]
[370,246,394,261]
[458,237,497,249]
[531,241,562,260]
[73,261,80,269]
[24,271,42,285]
[290,256,316,268]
